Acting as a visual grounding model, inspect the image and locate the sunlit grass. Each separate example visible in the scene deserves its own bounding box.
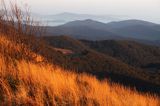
[0,0,159,105]
[0,34,159,106]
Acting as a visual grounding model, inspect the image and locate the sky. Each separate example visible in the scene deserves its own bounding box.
[10,0,160,23]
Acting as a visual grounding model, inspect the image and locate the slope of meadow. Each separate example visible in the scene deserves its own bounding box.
[0,34,159,106]
[0,1,159,105]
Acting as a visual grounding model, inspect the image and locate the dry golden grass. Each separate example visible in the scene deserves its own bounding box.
[0,34,159,106]
[0,1,159,104]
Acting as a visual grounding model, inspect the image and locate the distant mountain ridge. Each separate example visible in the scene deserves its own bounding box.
[32,12,128,26]
[106,20,159,29]
[107,20,160,40]
[44,19,160,41]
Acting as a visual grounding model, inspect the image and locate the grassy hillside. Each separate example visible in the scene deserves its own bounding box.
[0,1,159,105]
[43,36,160,94]
[0,33,159,106]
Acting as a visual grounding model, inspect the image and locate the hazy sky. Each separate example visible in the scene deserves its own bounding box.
[14,0,160,23]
